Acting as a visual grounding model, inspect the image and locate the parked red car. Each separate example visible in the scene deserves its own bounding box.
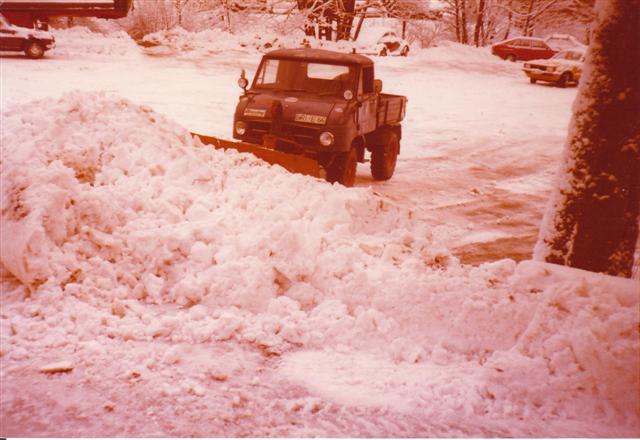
[491,37,557,62]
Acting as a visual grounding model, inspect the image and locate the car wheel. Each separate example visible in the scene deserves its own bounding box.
[506,54,516,62]
[400,46,409,57]
[371,131,399,181]
[558,72,572,88]
[24,40,45,59]
[530,77,537,84]
[326,148,358,187]
[379,47,388,57]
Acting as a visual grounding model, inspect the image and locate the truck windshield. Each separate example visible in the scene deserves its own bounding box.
[253,58,357,97]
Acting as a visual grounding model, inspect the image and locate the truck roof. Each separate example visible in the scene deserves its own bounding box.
[263,48,374,66]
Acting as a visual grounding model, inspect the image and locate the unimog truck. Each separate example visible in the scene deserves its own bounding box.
[231,48,408,187]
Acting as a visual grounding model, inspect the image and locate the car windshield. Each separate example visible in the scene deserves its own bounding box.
[553,50,584,61]
[253,58,357,97]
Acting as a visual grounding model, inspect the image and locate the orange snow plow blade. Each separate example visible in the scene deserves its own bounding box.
[193,133,324,178]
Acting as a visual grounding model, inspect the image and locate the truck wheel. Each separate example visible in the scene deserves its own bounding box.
[400,46,409,56]
[326,148,357,187]
[24,41,45,59]
[379,47,388,57]
[371,131,399,181]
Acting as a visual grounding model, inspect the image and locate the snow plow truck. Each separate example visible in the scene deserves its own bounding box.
[194,48,408,187]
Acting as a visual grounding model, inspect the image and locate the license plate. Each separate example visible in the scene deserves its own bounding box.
[294,113,327,125]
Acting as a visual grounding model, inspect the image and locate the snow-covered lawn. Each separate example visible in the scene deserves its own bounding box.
[1,28,638,437]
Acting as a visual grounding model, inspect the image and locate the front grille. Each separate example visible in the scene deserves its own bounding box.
[246,120,319,146]
[282,123,319,146]
[247,120,270,138]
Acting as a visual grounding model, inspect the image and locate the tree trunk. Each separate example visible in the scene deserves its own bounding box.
[453,0,461,43]
[503,10,512,40]
[460,0,468,44]
[534,0,640,278]
[337,0,355,40]
[473,0,485,47]
[523,0,535,36]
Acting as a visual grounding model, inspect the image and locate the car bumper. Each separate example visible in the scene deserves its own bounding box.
[523,68,561,82]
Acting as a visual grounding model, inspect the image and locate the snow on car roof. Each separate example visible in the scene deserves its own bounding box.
[356,26,398,44]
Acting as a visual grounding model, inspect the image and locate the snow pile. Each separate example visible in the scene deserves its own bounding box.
[279,261,639,435]
[1,91,450,354]
[483,262,639,423]
[1,92,638,436]
[142,26,306,56]
[50,26,141,58]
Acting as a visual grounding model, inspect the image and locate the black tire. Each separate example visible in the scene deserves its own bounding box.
[557,72,571,88]
[506,54,516,62]
[379,47,388,57]
[24,40,45,59]
[400,46,409,57]
[371,131,399,181]
[530,77,537,84]
[326,148,358,187]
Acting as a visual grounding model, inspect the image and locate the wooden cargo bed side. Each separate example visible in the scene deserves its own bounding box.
[376,93,407,128]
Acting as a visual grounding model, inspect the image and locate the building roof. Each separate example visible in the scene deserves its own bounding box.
[263,48,374,66]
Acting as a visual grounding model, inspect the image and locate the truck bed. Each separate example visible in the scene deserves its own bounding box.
[377,93,407,128]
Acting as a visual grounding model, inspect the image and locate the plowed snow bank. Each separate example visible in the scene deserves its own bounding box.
[1,91,451,353]
[1,92,638,437]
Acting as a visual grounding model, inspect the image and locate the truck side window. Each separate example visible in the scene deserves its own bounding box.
[362,67,374,94]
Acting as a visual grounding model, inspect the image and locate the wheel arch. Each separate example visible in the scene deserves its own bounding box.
[365,124,402,154]
[352,135,366,162]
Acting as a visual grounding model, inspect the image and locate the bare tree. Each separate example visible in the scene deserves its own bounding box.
[485,0,593,41]
[459,0,468,43]
[534,0,640,278]
[472,0,485,46]
[442,0,469,43]
[173,0,192,26]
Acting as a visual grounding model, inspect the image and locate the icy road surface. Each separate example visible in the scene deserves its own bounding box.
[1,32,575,264]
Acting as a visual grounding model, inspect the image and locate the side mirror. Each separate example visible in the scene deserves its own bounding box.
[238,69,249,93]
[374,79,383,94]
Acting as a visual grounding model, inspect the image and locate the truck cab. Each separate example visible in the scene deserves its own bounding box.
[233,48,407,186]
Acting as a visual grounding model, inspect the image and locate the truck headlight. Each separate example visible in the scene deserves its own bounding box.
[319,131,334,147]
[235,120,247,135]
[547,66,557,72]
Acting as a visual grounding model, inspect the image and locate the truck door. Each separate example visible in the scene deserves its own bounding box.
[358,66,377,134]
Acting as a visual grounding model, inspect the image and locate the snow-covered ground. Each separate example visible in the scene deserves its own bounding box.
[1,28,638,437]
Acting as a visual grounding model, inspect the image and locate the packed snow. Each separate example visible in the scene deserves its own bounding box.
[1,25,638,437]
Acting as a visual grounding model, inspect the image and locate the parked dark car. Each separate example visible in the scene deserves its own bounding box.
[0,14,55,59]
[491,37,556,62]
